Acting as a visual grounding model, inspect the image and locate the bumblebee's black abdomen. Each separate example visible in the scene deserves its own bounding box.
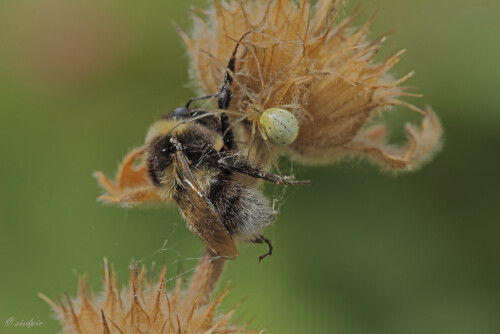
[209,174,275,241]
[208,175,242,233]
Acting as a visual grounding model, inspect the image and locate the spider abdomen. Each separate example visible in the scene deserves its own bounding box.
[260,108,299,146]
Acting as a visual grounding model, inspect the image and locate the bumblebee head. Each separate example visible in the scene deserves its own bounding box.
[172,107,193,119]
[171,107,218,128]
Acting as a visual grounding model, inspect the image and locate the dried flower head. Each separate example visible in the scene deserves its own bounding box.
[40,255,260,334]
[179,0,442,170]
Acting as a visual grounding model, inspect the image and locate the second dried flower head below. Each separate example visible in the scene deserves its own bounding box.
[40,256,261,333]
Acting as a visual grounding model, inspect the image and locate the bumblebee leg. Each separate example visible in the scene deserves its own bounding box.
[217,41,239,150]
[252,234,273,262]
[216,32,255,147]
[186,31,253,111]
[220,112,237,151]
[218,157,311,185]
[257,125,283,176]
[218,30,254,104]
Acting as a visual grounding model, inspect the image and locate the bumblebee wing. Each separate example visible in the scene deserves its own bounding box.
[174,151,238,259]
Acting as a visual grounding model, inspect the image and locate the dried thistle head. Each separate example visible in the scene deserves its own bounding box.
[179,0,442,170]
[40,255,260,334]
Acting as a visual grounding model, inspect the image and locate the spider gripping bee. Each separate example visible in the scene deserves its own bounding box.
[95,36,310,261]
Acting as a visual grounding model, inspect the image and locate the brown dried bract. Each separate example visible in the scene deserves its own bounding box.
[179,0,442,170]
[40,254,260,334]
[94,147,161,207]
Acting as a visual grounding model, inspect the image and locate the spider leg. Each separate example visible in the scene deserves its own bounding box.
[257,125,283,177]
[185,94,217,109]
[246,118,258,157]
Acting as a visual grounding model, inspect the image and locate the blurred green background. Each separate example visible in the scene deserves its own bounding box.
[1,0,499,333]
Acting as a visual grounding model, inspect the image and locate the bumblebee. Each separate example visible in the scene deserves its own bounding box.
[96,106,309,260]
[150,106,310,259]
[96,32,310,261]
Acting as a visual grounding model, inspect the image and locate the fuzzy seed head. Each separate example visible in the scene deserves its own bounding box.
[40,257,260,334]
[180,0,442,170]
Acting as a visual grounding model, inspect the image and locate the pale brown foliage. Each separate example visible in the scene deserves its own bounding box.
[180,0,442,170]
[40,254,260,334]
[94,147,160,208]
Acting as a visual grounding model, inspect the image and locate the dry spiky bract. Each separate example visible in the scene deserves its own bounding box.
[40,257,260,334]
[180,0,442,170]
